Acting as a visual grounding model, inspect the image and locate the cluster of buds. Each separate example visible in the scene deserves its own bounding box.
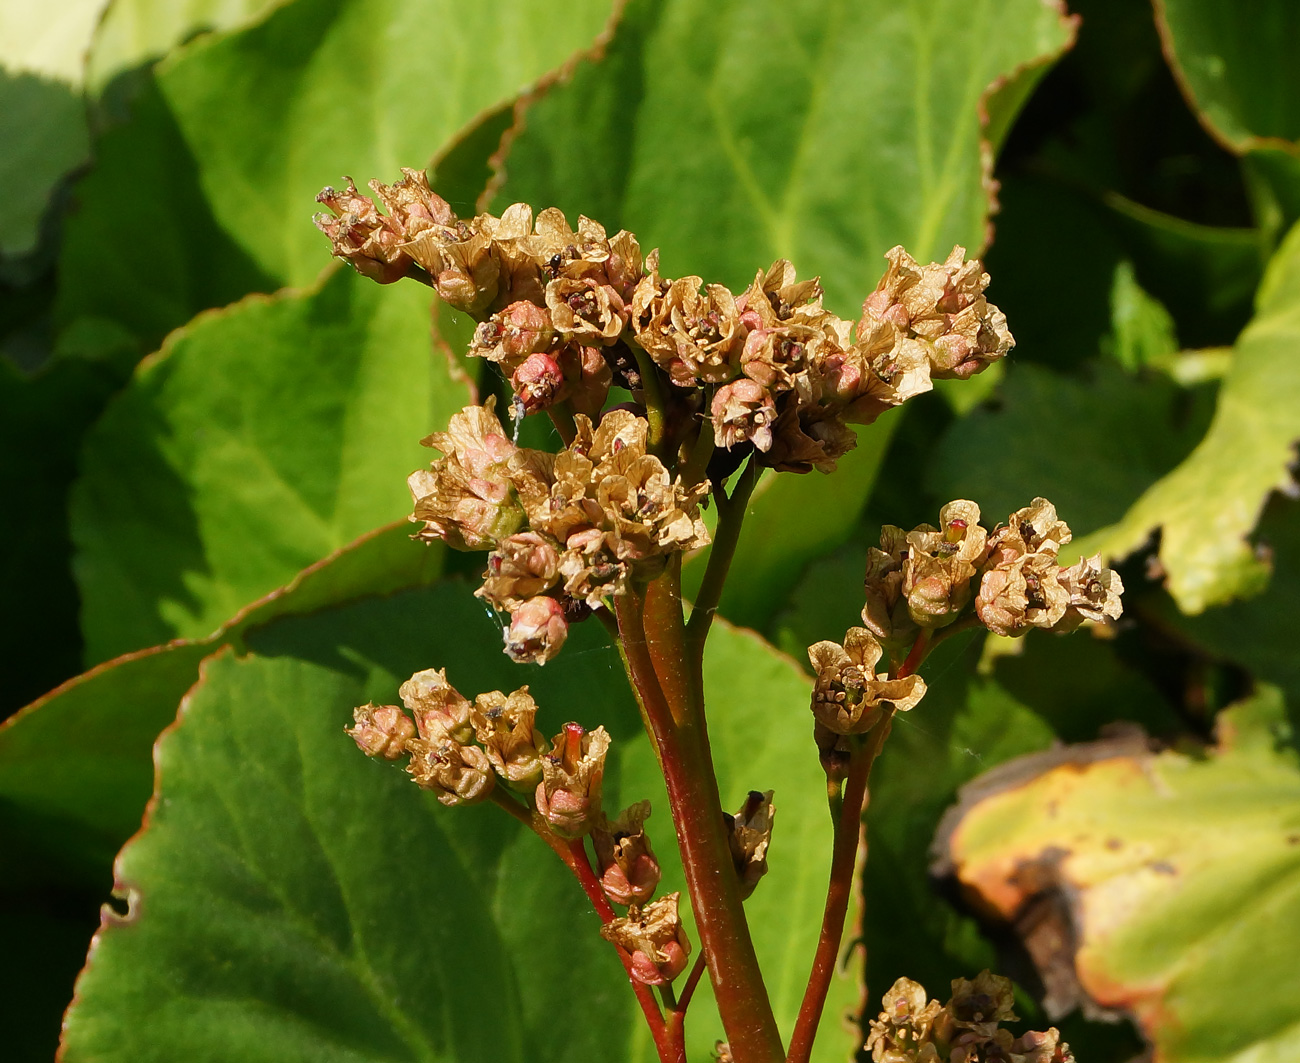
[865,973,1074,1063]
[317,169,1014,477]
[863,498,1124,660]
[409,400,710,663]
[347,667,610,832]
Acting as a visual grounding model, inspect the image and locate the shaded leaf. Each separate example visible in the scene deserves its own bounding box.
[71,266,467,663]
[1075,220,1300,611]
[1154,0,1300,154]
[0,0,106,255]
[941,686,1300,1063]
[0,522,443,1062]
[928,359,1215,540]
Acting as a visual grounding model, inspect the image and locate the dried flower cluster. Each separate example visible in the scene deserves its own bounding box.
[316,168,1013,477]
[347,666,610,825]
[862,498,1124,658]
[408,400,709,663]
[866,973,1074,1063]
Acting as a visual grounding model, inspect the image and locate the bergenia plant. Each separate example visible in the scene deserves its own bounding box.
[315,167,1119,1063]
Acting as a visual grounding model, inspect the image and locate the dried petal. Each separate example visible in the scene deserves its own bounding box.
[535,723,611,838]
[399,667,475,744]
[593,800,662,906]
[471,686,547,788]
[724,789,775,899]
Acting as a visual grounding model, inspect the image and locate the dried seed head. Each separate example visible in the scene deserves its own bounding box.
[723,789,775,899]
[471,686,547,789]
[1055,553,1125,632]
[347,704,416,759]
[314,177,410,283]
[408,399,554,551]
[406,736,495,806]
[478,532,562,611]
[535,723,611,838]
[712,377,778,451]
[399,667,475,744]
[599,892,691,985]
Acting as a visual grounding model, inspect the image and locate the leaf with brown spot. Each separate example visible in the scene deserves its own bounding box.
[937,687,1300,1063]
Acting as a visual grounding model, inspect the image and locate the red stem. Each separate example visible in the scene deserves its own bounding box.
[784,716,893,1063]
[615,590,786,1063]
[786,628,933,1062]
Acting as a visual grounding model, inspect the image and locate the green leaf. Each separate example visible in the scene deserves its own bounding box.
[0,521,445,1061]
[0,521,442,886]
[71,265,467,663]
[942,685,1300,1063]
[927,359,1215,540]
[0,345,126,714]
[57,0,615,349]
[1075,219,1300,612]
[495,0,1074,630]
[1154,0,1300,154]
[61,580,858,1062]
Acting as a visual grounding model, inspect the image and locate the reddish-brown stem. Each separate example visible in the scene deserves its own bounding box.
[623,580,785,1063]
[663,951,708,1062]
[897,629,932,680]
[488,791,674,1058]
[546,402,577,446]
[644,558,697,726]
[785,717,893,1063]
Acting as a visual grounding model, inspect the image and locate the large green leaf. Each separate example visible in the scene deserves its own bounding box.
[57,0,616,352]
[1075,220,1300,611]
[493,0,1074,631]
[85,0,291,94]
[942,686,1300,1063]
[1154,0,1300,154]
[61,582,858,1062]
[70,265,467,663]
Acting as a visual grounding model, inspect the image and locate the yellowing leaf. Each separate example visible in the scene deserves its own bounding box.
[941,688,1300,1063]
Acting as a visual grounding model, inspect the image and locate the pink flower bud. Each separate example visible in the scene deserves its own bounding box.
[511,352,566,413]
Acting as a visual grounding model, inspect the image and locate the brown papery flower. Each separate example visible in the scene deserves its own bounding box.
[724,790,775,899]
[593,800,662,907]
[807,628,927,734]
[471,687,547,788]
[399,667,474,744]
[406,736,495,806]
[347,704,416,760]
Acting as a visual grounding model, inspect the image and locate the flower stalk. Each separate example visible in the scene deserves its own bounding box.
[323,174,1111,1063]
